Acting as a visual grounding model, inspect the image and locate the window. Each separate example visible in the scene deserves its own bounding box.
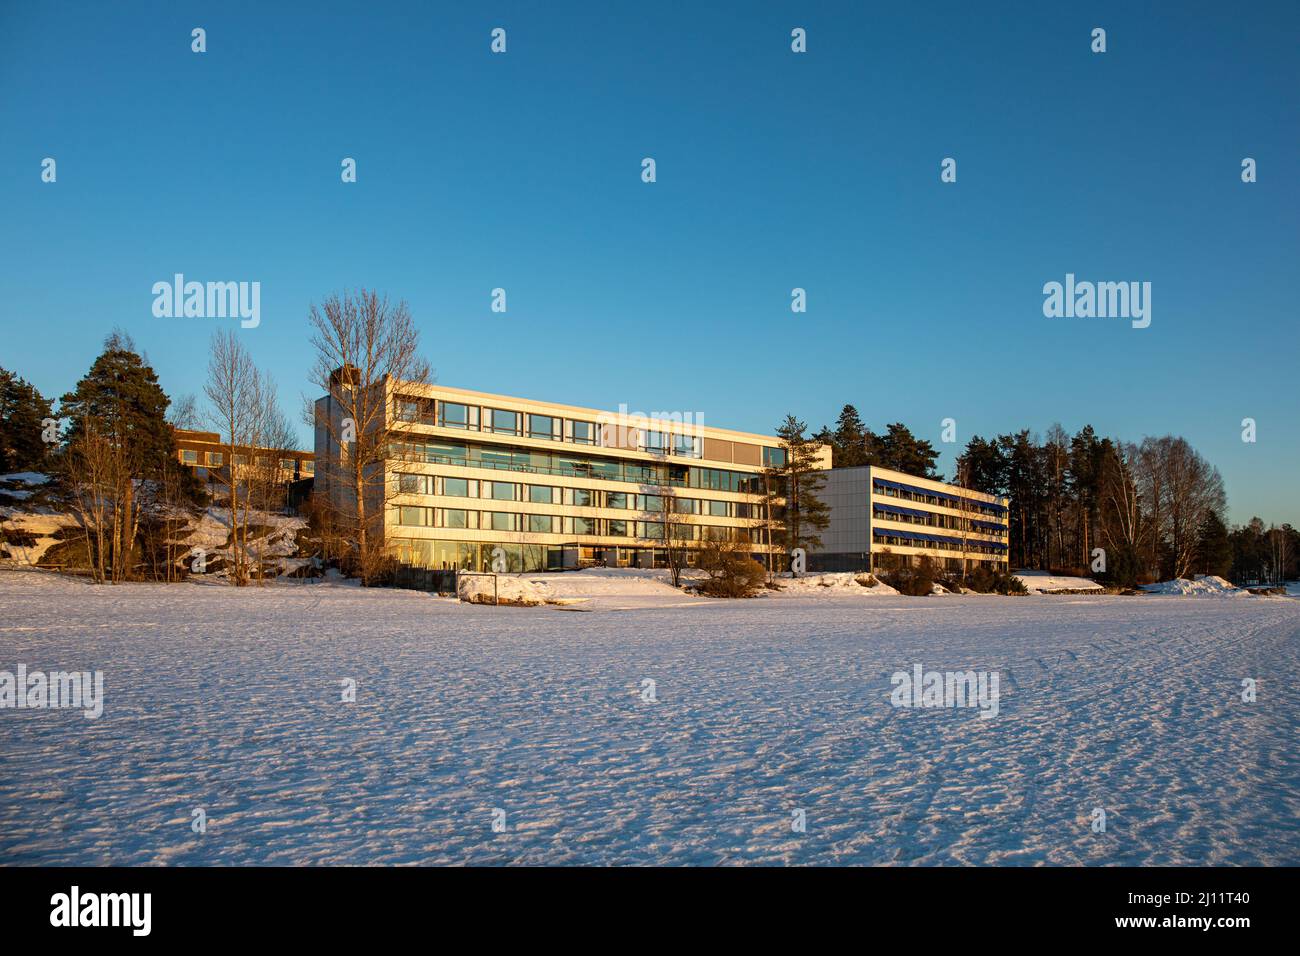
[528,514,554,534]
[528,485,553,504]
[489,409,519,435]
[555,455,591,477]
[280,459,296,472]
[398,473,423,494]
[708,500,729,518]
[488,511,518,532]
[641,521,664,539]
[396,398,420,422]
[208,452,224,466]
[606,491,627,509]
[639,494,663,513]
[181,450,198,464]
[489,481,517,501]
[608,519,627,536]
[764,447,787,468]
[442,508,471,529]
[642,430,668,453]
[233,454,248,466]
[439,402,469,429]
[570,421,595,445]
[399,506,430,526]
[570,516,596,535]
[528,415,558,440]
[567,488,593,507]
[301,460,314,475]
[674,434,701,458]
[671,498,699,515]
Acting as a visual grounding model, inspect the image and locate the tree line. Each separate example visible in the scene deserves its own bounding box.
[2,315,1295,588]
[791,405,1296,587]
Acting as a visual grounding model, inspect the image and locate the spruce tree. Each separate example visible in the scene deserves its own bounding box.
[1195,511,1233,578]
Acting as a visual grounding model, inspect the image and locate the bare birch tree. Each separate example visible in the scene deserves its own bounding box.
[204,331,258,585]
[307,290,431,585]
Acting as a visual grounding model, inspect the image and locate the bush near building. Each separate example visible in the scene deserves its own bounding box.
[695,535,766,598]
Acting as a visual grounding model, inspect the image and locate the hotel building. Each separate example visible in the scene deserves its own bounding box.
[813,465,1010,573]
[313,380,824,573]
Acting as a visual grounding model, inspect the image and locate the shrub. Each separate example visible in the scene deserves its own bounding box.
[697,535,767,598]
[964,566,1028,595]
[879,555,939,596]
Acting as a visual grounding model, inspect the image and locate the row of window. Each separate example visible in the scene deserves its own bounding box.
[873,507,1007,538]
[873,532,1008,557]
[391,538,756,573]
[873,482,1003,518]
[180,450,313,474]
[396,474,760,518]
[390,440,775,494]
[395,506,752,541]
[393,396,790,467]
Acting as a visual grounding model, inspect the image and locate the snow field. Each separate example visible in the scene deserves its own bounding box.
[0,569,1297,865]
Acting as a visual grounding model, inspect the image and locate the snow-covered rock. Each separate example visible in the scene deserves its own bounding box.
[458,573,553,606]
[1015,571,1105,594]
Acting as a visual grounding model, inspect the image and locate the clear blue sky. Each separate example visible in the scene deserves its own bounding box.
[1,1,1296,525]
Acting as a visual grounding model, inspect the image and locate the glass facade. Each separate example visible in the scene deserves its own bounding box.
[377,389,791,572]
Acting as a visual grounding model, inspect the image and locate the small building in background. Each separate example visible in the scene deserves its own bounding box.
[172,427,315,492]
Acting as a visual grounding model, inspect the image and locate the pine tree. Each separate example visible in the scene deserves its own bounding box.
[60,332,175,475]
[771,415,831,559]
[879,423,940,478]
[0,368,54,473]
[956,436,1006,495]
[59,332,199,581]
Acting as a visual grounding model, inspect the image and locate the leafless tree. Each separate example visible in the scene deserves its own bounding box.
[307,289,431,585]
[243,371,296,584]
[62,416,115,583]
[204,331,294,585]
[644,451,694,588]
[204,331,258,585]
[1100,441,1144,561]
[167,393,202,432]
[1135,435,1226,580]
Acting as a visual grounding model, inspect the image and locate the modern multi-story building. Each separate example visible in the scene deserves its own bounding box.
[172,428,315,482]
[314,379,824,573]
[812,465,1010,573]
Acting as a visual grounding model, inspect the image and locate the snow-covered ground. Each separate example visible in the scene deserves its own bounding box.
[0,568,1296,866]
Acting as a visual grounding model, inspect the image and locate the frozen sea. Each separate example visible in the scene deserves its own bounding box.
[1,569,1297,865]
